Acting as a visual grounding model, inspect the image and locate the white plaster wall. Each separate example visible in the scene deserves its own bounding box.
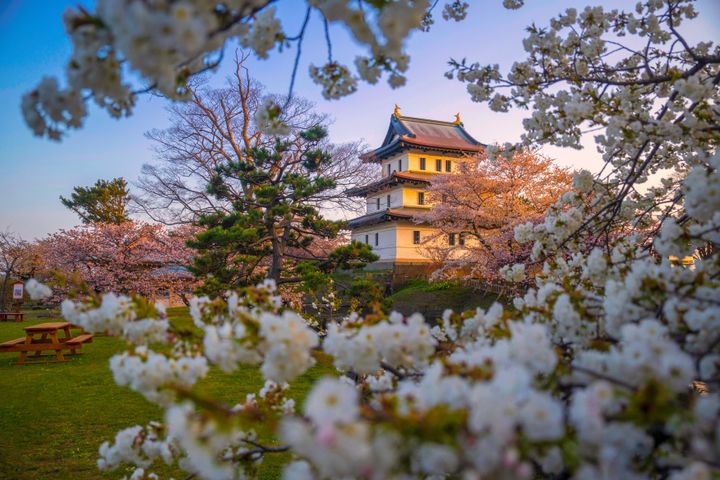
[365,186,433,212]
[381,153,408,176]
[351,222,479,264]
[350,224,398,262]
[366,186,404,213]
[378,153,458,176]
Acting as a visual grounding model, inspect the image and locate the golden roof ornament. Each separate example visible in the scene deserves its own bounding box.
[394,104,401,117]
[454,112,462,124]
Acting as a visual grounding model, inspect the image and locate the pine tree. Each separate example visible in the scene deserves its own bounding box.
[188,125,376,297]
[60,177,130,224]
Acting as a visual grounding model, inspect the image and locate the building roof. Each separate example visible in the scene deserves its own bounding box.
[361,112,485,163]
[345,171,435,197]
[348,207,429,229]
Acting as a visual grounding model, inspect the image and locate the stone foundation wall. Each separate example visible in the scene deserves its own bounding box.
[391,262,438,288]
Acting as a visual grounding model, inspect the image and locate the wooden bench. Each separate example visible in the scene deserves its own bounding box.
[0,312,24,322]
[0,337,26,349]
[0,323,94,365]
[66,334,93,346]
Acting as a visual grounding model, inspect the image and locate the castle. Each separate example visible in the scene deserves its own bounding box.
[347,106,485,270]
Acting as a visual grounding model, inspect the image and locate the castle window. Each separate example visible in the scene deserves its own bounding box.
[445,160,452,172]
[387,164,392,176]
[420,157,426,170]
[449,233,456,246]
[413,231,421,244]
[459,232,466,246]
[375,232,379,246]
[398,159,402,171]
[418,192,425,205]
[376,198,380,210]
[387,194,391,208]
[436,159,442,171]
[365,234,369,244]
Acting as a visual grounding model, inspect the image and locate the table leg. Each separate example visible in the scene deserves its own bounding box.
[50,331,65,362]
[63,326,80,355]
[18,334,32,365]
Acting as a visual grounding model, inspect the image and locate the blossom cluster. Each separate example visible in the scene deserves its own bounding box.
[24,1,471,139]
[97,422,177,472]
[192,288,319,383]
[308,63,358,100]
[21,76,86,140]
[25,278,52,300]
[323,311,435,374]
[66,251,718,480]
[60,293,169,340]
[49,253,719,480]
[449,0,719,263]
[110,346,208,404]
[282,318,564,479]
[254,98,291,137]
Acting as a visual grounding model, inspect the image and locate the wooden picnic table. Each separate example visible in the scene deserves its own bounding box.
[0,312,24,322]
[0,322,93,365]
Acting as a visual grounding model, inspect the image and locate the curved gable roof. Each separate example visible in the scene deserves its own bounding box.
[362,113,485,162]
[347,207,430,229]
[345,171,435,197]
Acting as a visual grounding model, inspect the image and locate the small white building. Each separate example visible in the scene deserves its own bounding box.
[347,107,485,269]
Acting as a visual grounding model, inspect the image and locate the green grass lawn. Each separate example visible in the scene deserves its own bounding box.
[0,308,333,480]
[389,279,502,320]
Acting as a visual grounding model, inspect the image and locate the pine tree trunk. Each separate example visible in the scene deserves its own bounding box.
[269,235,282,283]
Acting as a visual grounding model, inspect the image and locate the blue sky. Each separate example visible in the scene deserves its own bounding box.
[1,0,718,239]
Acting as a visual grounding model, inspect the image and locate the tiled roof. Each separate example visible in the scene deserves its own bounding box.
[345,171,435,197]
[361,114,485,163]
[385,207,427,219]
[347,207,429,229]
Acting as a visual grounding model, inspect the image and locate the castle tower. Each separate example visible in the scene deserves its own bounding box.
[347,107,485,268]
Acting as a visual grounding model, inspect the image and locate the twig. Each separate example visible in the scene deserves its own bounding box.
[284,7,312,109]
[380,361,406,380]
[571,365,636,391]
[323,15,333,63]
